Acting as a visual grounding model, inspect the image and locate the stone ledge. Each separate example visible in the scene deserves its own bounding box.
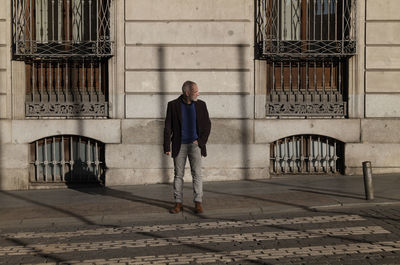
[255,119,361,143]
[121,119,253,144]
[12,120,121,144]
[106,144,269,169]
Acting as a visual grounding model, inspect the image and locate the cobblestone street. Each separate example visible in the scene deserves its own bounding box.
[1,206,400,264]
[1,174,400,264]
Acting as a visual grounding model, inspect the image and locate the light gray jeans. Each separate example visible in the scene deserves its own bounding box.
[173,143,203,203]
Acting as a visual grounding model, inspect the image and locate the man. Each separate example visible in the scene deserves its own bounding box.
[164,81,211,214]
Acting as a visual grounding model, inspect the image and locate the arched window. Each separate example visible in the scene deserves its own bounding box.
[270,135,344,174]
[29,135,105,184]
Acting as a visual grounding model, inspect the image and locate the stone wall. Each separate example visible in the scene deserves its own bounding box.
[106,0,266,186]
[345,0,400,174]
[1,0,400,190]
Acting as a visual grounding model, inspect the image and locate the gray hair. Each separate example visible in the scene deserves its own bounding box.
[182,80,197,94]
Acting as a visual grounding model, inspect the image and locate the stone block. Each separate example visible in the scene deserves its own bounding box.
[0,47,6,69]
[366,71,400,93]
[125,0,252,21]
[0,70,6,94]
[208,119,253,144]
[366,94,400,117]
[0,0,5,19]
[204,144,269,168]
[0,120,11,144]
[367,0,400,20]
[106,144,173,169]
[362,119,400,143]
[0,95,6,119]
[255,119,361,143]
[122,119,164,144]
[125,46,251,70]
[126,22,250,45]
[12,120,121,144]
[366,47,400,69]
[126,94,177,119]
[11,61,25,119]
[0,22,5,45]
[367,22,400,45]
[0,144,29,169]
[106,168,173,186]
[346,143,400,174]
[126,94,253,119]
[109,93,125,119]
[125,71,250,94]
[0,169,29,190]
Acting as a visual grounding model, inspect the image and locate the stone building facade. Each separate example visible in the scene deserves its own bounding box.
[0,0,399,190]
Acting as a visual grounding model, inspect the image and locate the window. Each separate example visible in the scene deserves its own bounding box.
[256,0,355,117]
[12,0,112,117]
[270,135,344,174]
[13,0,112,57]
[256,0,356,57]
[29,136,106,184]
[25,59,108,117]
[266,59,347,116]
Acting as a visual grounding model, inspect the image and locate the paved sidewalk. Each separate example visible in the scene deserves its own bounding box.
[0,174,399,228]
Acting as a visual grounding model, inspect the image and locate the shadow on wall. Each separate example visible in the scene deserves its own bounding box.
[65,158,105,186]
[0,120,2,189]
[158,46,170,183]
[238,45,250,180]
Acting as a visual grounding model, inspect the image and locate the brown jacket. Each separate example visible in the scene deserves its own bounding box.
[164,95,211,158]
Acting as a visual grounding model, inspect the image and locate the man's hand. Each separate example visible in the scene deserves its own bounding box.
[165,152,171,156]
[193,140,198,145]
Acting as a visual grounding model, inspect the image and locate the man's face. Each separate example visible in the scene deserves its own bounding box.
[190,85,199,102]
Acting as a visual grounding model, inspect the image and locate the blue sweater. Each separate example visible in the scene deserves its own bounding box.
[181,100,198,144]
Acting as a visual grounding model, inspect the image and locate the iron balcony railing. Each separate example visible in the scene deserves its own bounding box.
[25,59,108,117]
[256,0,356,59]
[12,0,113,59]
[270,135,344,174]
[266,59,347,117]
[30,135,105,184]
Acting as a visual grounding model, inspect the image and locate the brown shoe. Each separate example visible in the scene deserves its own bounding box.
[194,202,203,214]
[169,203,183,214]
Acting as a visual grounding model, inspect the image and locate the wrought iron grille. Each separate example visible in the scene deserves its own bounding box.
[256,0,356,59]
[25,59,108,117]
[270,135,344,174]
[266,59,347,116]
[12,0,112,59]
[29,135,106,184]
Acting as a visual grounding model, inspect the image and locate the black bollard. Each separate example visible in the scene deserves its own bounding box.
[362,161,374,200]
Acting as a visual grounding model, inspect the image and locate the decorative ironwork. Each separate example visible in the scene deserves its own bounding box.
[25,59,108,117]
[266,59,347,117]
[30,136,106,184]
[270,135,344,174]
[256,0,356,59]
[12,0,113,59]
[267,101,346,116]
[26,102,108,116]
